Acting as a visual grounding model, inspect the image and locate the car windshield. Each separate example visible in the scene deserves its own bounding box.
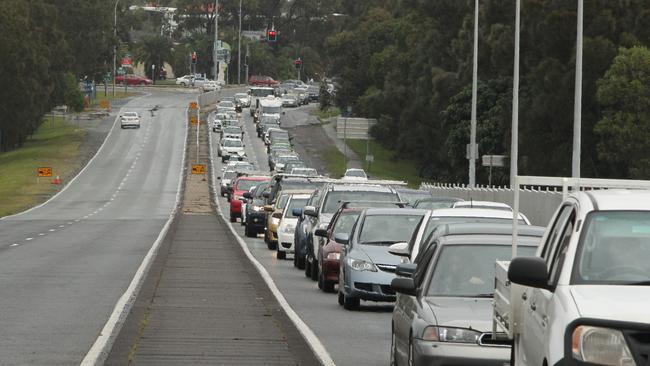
[123,112,138,118]
[322,191,397,213]
[292,168,317,175]
[422,216,527,241]
[223,171,237,180]
[279,181,322,192]
[277,194,290,210]
[278,156,299,164]
[223,127,241,134]
[358,214,422,245]
[235,93,247,98]
[251,88,274,97]
[428,245,537,297]
[574,211,650,285]
[332,212,361,237]
[397,191,433,205]
[237,179,268,192]
[414,199,460,210]
[260,117,278,124]
[285,198,308,218]
[222,139,243,147]
[262,106,282,114]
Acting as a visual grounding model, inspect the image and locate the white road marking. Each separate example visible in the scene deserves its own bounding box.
[10,243,19,247]
[38,233,45,236]
[25,238,33,241]
[49,229,56,232]
[59,225,65,228]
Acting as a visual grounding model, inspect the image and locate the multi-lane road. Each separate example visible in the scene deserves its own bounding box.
[0,91,191,364]
[211,88,392,366]
[0,87,392,365]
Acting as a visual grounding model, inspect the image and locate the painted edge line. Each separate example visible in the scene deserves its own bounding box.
[79,103,190,366]
[0,93,151,221]
[207,116,336,366]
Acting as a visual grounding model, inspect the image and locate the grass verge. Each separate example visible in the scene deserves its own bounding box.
[346,139,423,188]
[0,117,85,217]
[90,90,138,109]
[311,107,341,121]
[323,146,347,178]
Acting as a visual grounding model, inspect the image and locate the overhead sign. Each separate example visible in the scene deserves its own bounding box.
[37,167,52,177]
[192,164,206,174]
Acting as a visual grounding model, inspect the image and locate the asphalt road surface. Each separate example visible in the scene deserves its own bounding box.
[0,91,191,365]
[212,88,393,366]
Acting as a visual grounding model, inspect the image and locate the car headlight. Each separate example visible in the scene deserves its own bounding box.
[348,258,377,272]
[252,206,263,212]
[327,252,340,260]
[421,326,481,343]
[572,326,635,365]
[282,225,295,233]
[271,217,280,225]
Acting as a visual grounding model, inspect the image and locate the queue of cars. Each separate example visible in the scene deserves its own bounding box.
[214,84,593,366]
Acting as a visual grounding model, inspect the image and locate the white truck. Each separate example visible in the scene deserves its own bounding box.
[494,176,650,366]
[257,97,283,123]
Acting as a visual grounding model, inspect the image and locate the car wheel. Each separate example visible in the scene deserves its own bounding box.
[245,224,256,238]
[310,258,319,281]
[343,293,359,310]
[277,249,286,260]
[230,213,237,223]
[304,256,312,278]
[390,329,398,366]
[319,271,335,293]
[295,254,305,269]
[338,290,344,306]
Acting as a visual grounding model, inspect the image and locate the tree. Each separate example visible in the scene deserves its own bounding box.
[135,35,174,81]
[595,46,650,178]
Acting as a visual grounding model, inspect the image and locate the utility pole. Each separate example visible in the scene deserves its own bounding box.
[213,0,219,81]
[468,0,479,188]
[113,0,120,97]
[245,44,249,84]
[572,0,584,178]
[238,0,242,85]
[510,0,521,187]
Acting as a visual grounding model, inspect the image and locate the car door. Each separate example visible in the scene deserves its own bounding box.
[521,204,575,365]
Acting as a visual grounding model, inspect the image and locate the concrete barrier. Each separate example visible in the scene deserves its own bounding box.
[419,182,563,227]
[198,90,220,108]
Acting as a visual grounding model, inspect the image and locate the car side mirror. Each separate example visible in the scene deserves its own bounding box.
[333,233,349,245]
[303,206,317,217]
[395,263,417,278]
[243,192,252,199]
[292,208,303,217]
[388,242,410,257]
[263,205,274,212]
[508,256,551,291]
[391,277,416,296]
[216,176,221,180]
[315,229,328,238]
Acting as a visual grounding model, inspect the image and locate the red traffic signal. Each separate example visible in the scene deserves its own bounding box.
[294,59,302,68]
[267,29,277,42]
[191,52,197,63]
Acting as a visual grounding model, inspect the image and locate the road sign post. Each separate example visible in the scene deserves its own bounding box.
[482,155,506,186]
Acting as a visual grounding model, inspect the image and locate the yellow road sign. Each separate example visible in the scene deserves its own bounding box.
[189,116,198,125]
[192,164,206,174]
[37,167,52,177]
[189,102,198,110]
[99,100,110,109]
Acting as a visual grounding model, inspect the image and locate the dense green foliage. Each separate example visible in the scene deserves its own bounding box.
[325,0,650,183]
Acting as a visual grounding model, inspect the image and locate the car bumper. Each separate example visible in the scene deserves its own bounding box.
[343,267,396,302]
[412,339,510,366]
[322,258,340,282]
[278,232,295,252]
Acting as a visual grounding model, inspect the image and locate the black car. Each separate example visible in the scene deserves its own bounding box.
[243,184,271,237]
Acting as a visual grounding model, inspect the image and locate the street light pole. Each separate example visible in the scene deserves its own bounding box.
[509,0,521,187]
[213,0,219,82]
[572,0,584,178]
[468,0,479,188]
[238,0,242,85]
[113,0,120,97]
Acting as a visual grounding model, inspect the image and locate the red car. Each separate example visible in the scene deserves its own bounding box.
[315,207,362,293]
[115,74,153,86]
[248,75,280,87]
[229,176,270,222]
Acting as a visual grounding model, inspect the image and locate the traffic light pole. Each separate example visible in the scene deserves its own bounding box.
[213,0,219,81]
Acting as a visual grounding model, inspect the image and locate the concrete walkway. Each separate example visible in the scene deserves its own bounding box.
[321,119,363,170]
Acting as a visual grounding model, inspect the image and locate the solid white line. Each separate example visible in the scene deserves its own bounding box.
[25,238,33,241]
[10,243,19,247]
[38,233,45,236]
[49,229,56,232]
[0,93,151,221]
[208,125,336,366]
[80,103,190,366]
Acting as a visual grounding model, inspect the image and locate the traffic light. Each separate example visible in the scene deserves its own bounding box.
[267,29,277,42]
[191,52,197,64]
[294,58,302,69]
